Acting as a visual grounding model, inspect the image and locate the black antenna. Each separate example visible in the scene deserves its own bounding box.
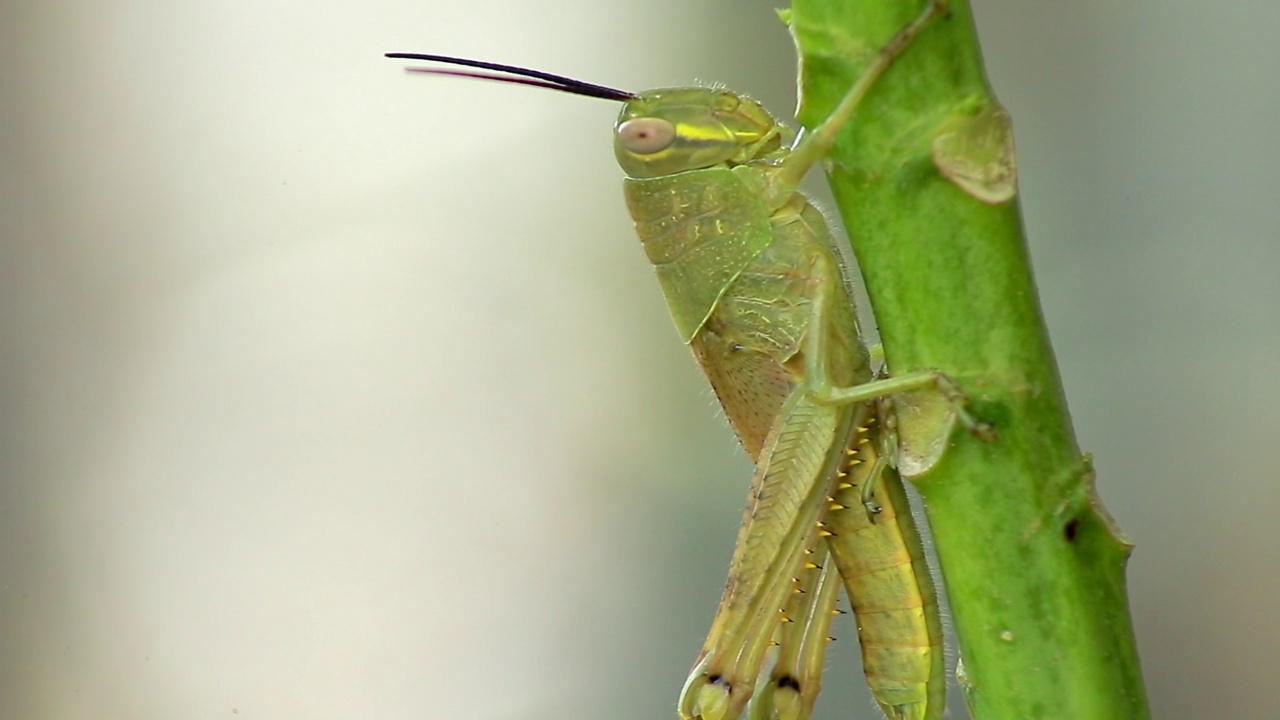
[384,53,635,102]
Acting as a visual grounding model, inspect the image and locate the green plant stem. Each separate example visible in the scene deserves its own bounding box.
[788,1,1150,718]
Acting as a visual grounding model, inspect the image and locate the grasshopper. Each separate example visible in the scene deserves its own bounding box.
[388,2,990,718]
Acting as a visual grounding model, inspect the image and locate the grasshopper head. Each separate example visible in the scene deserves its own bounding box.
[382,55,786,180]
[614,88,785,179]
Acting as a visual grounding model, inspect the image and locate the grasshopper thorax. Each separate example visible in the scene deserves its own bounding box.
[614,88,785,179]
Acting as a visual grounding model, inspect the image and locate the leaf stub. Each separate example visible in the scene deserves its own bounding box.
[931,101,1018,204]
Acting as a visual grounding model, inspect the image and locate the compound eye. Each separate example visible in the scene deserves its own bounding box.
[617,118,676,155]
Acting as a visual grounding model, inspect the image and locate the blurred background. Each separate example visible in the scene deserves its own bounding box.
[2,0,1277,718]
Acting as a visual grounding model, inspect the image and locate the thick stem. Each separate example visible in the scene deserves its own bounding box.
[788,1,1150,717]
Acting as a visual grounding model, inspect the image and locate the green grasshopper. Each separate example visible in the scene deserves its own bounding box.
[388,2,989,719]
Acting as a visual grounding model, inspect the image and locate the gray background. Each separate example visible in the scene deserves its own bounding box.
[3,1,1276,718]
